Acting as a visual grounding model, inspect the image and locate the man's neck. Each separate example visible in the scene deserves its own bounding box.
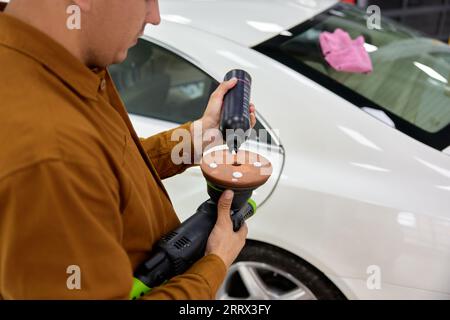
[4,0,87,65]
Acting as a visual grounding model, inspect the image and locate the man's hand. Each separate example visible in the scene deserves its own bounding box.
[205,190,248,269]
[201,78,256,131]
[190,79,257,156]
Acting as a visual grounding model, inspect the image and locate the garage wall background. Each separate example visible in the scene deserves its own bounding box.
[353,0,450,43]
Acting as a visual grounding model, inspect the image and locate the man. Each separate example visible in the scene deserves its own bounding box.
[0,0,256,299]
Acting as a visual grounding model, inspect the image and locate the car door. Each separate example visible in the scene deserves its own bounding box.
[109,38,284,221]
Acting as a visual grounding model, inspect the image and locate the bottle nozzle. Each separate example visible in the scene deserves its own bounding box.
[227,135,240,154]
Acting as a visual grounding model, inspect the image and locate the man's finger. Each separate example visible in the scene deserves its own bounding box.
[213,78,238,99]
[250,113,256,128]
[237,222,248,238]
[249,103,256,128]
[217,190,234,225]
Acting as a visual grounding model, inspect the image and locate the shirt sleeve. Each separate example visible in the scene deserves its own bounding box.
[139,122,197,180]
[0,159,226,300]
[142,254,227,300]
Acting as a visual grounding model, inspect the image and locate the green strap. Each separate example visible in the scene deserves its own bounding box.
[247,198,257,213]
[130,277,152,300]
[206,181,223,192]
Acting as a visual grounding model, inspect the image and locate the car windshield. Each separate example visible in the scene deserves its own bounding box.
[254,3,450,151]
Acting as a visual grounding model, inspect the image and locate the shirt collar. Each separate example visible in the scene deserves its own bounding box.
[0,13,103,100]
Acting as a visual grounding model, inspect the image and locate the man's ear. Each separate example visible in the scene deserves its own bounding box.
[72,0,91,11]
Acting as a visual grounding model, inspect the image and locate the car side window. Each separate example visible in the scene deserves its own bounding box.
[109,39,217,124]
[110,39,274,144]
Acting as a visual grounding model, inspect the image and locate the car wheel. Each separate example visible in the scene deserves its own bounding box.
[216,240,346,300]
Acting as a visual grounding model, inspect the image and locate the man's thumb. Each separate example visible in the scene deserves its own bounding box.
[217,190,234,222]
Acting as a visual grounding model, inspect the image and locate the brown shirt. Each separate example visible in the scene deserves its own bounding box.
[0,12,226,299]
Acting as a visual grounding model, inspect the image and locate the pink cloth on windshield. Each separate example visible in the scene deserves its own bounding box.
[319,28,373,74]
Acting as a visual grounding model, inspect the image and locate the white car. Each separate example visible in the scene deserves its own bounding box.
[109,0,449,300]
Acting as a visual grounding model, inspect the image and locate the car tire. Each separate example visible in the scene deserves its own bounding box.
[216,240,346,300]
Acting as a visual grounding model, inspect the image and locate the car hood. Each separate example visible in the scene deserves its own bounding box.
[159,0,338,47]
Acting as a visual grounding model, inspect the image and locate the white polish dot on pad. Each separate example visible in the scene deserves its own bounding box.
[253,162,262,167]
[209,163,218,169]
[232,172,243,178]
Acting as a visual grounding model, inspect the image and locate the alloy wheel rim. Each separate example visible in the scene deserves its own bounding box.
[217,261,317,300]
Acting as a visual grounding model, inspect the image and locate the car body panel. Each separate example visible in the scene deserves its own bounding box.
[136,7,450,299]
[328,275,450,300]
[160,0,337,47]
